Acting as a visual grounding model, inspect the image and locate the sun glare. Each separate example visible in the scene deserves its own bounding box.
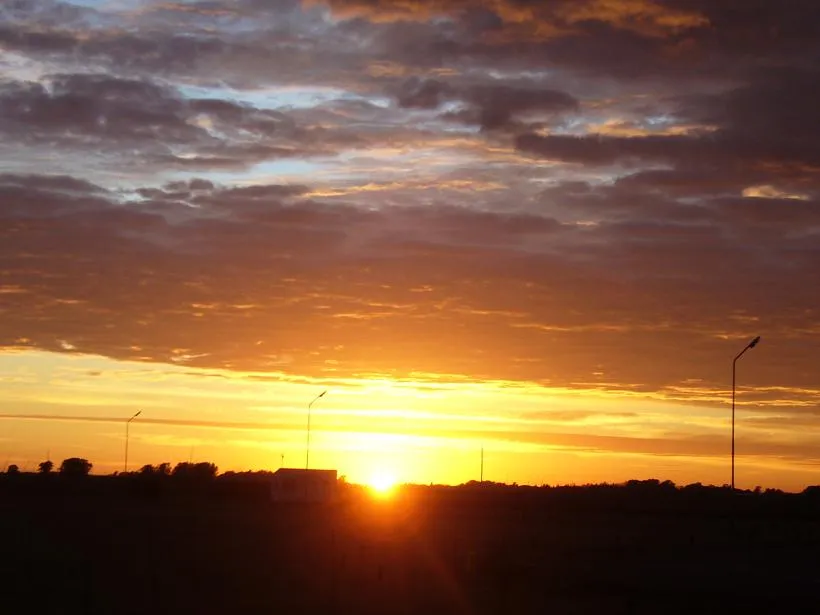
[368,470,398,497]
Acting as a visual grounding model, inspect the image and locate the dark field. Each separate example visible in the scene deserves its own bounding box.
[2,477,820,614]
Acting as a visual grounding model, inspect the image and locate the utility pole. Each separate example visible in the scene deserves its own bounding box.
[124,410,141,473]
[306,390,327,470]
[732,336,761,491]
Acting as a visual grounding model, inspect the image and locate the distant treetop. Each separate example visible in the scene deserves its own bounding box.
[60,457,92,477]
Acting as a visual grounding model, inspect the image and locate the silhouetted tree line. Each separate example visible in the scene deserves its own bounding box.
[4,462,820,515]
[3,458,91,476]
[1,459,217,479]
[138,461,217,479]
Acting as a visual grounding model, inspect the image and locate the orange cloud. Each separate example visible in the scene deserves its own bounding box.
[556,0,708,37]
[309,0,707,36]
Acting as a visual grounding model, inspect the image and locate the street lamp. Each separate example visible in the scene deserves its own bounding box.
[306,391,327,470]
[124,410,142,473]
[732,336,760,491]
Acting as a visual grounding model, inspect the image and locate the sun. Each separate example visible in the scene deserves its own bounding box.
[367,470,398,497]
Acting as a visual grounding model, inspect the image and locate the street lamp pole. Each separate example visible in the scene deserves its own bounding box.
[306,391,327,470]
[124,410,142,473]
[732,336,760,491]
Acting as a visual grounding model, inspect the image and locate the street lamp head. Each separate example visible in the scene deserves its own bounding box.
[749,336,761,349]
[319,390,327,398]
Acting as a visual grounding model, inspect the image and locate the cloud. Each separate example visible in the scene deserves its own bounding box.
[1,169,819,418]
[394,77,579,130]
[0,74,190,139]
[1,0,819,428]
[0,413,294,432]
[311,0,709,36]
[0,73,339,180]
[6,409,820,463]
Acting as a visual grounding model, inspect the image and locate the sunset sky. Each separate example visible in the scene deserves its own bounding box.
[1,0,819,490]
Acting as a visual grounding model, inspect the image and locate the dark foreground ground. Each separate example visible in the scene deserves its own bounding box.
[2,477,820,614]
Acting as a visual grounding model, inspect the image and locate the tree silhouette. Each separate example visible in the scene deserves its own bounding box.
[59,457,92,477]
[6,464,20,475]
[803,485,820,498]
[172,462,217,480]
[38,460,53,474]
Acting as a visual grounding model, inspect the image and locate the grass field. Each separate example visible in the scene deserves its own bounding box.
[2,477,819,614]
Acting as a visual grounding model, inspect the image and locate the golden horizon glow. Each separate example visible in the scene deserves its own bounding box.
[1,349,818,493]
[365,469,399,497]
